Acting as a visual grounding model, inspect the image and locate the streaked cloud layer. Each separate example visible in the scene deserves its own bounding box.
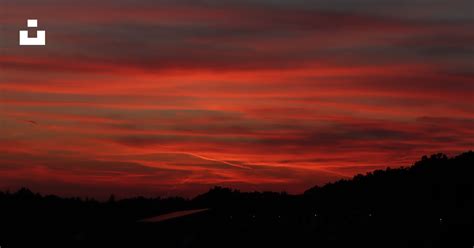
[1,0,473,197]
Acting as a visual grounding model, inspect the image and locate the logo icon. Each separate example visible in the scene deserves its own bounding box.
[19,19,46,46]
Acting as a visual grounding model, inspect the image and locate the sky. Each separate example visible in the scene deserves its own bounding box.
[0,0,473,198]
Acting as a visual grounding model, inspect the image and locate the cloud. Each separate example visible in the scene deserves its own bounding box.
[0,0,472,197]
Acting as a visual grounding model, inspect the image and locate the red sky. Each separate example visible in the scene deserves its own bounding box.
[0,0,473,198]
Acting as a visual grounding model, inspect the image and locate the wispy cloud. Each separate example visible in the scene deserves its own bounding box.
[0,0,472,197]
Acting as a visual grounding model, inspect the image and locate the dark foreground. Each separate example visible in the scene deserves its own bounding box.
[1,152,473,248]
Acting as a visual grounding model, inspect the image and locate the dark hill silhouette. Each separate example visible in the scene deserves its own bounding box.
[0,151,473,248]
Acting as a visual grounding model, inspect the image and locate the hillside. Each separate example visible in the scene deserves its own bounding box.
[0,151,473,248]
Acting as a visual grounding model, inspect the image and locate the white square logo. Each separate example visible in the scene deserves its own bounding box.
[19,19,46,46]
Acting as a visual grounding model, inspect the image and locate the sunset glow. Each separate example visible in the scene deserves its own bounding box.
[1,0,473,198]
